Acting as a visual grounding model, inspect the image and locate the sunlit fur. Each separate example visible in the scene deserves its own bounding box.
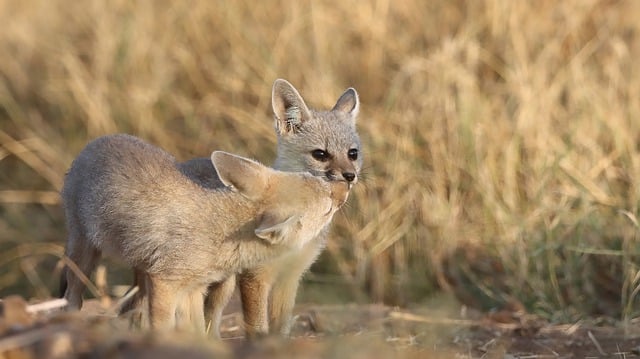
[60,134,348,332]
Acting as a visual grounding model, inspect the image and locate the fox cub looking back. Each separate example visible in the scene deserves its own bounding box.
[60,134,348,331]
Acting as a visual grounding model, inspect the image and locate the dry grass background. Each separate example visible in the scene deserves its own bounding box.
[1,0,640,325]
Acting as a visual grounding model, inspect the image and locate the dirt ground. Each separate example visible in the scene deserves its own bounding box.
[1,295,639,358]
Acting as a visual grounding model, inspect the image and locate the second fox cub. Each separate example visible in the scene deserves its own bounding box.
[60,134,349,331]
[181,79,362,337]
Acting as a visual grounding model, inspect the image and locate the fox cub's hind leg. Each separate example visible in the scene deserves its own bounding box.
[177,291,206,334]
[62,229,101,310]
[146,275,180,330]
[118,269,148,328]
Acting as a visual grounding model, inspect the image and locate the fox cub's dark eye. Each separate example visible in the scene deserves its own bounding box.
[348,148,358,161]
[311,149,330,162]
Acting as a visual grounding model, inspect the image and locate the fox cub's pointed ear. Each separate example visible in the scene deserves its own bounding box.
[332,88,359,119]
[272,79,312,135]
[255,214,299,244]
[210,151,269,200]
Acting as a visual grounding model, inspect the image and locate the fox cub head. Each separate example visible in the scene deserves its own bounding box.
[211,151,348,246]
[271,79,362,187]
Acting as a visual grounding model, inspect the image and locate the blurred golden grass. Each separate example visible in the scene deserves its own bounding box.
[1,0,640,322]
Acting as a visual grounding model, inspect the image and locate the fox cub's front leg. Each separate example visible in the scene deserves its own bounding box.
[237,270,273,338]
[203,275,236,337]
[241,234,325,338]
[268,273,303,335]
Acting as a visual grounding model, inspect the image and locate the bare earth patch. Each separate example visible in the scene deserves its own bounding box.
[1,296,639,358]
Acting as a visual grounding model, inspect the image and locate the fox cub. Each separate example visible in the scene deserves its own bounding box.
[59,134,348,331]
[180,79,363,337]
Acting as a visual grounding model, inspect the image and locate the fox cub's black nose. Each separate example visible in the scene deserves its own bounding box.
[343,172,356,182]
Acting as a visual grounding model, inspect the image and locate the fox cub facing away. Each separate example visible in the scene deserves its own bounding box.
[59,134,349,331]
[179,79,363,338]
